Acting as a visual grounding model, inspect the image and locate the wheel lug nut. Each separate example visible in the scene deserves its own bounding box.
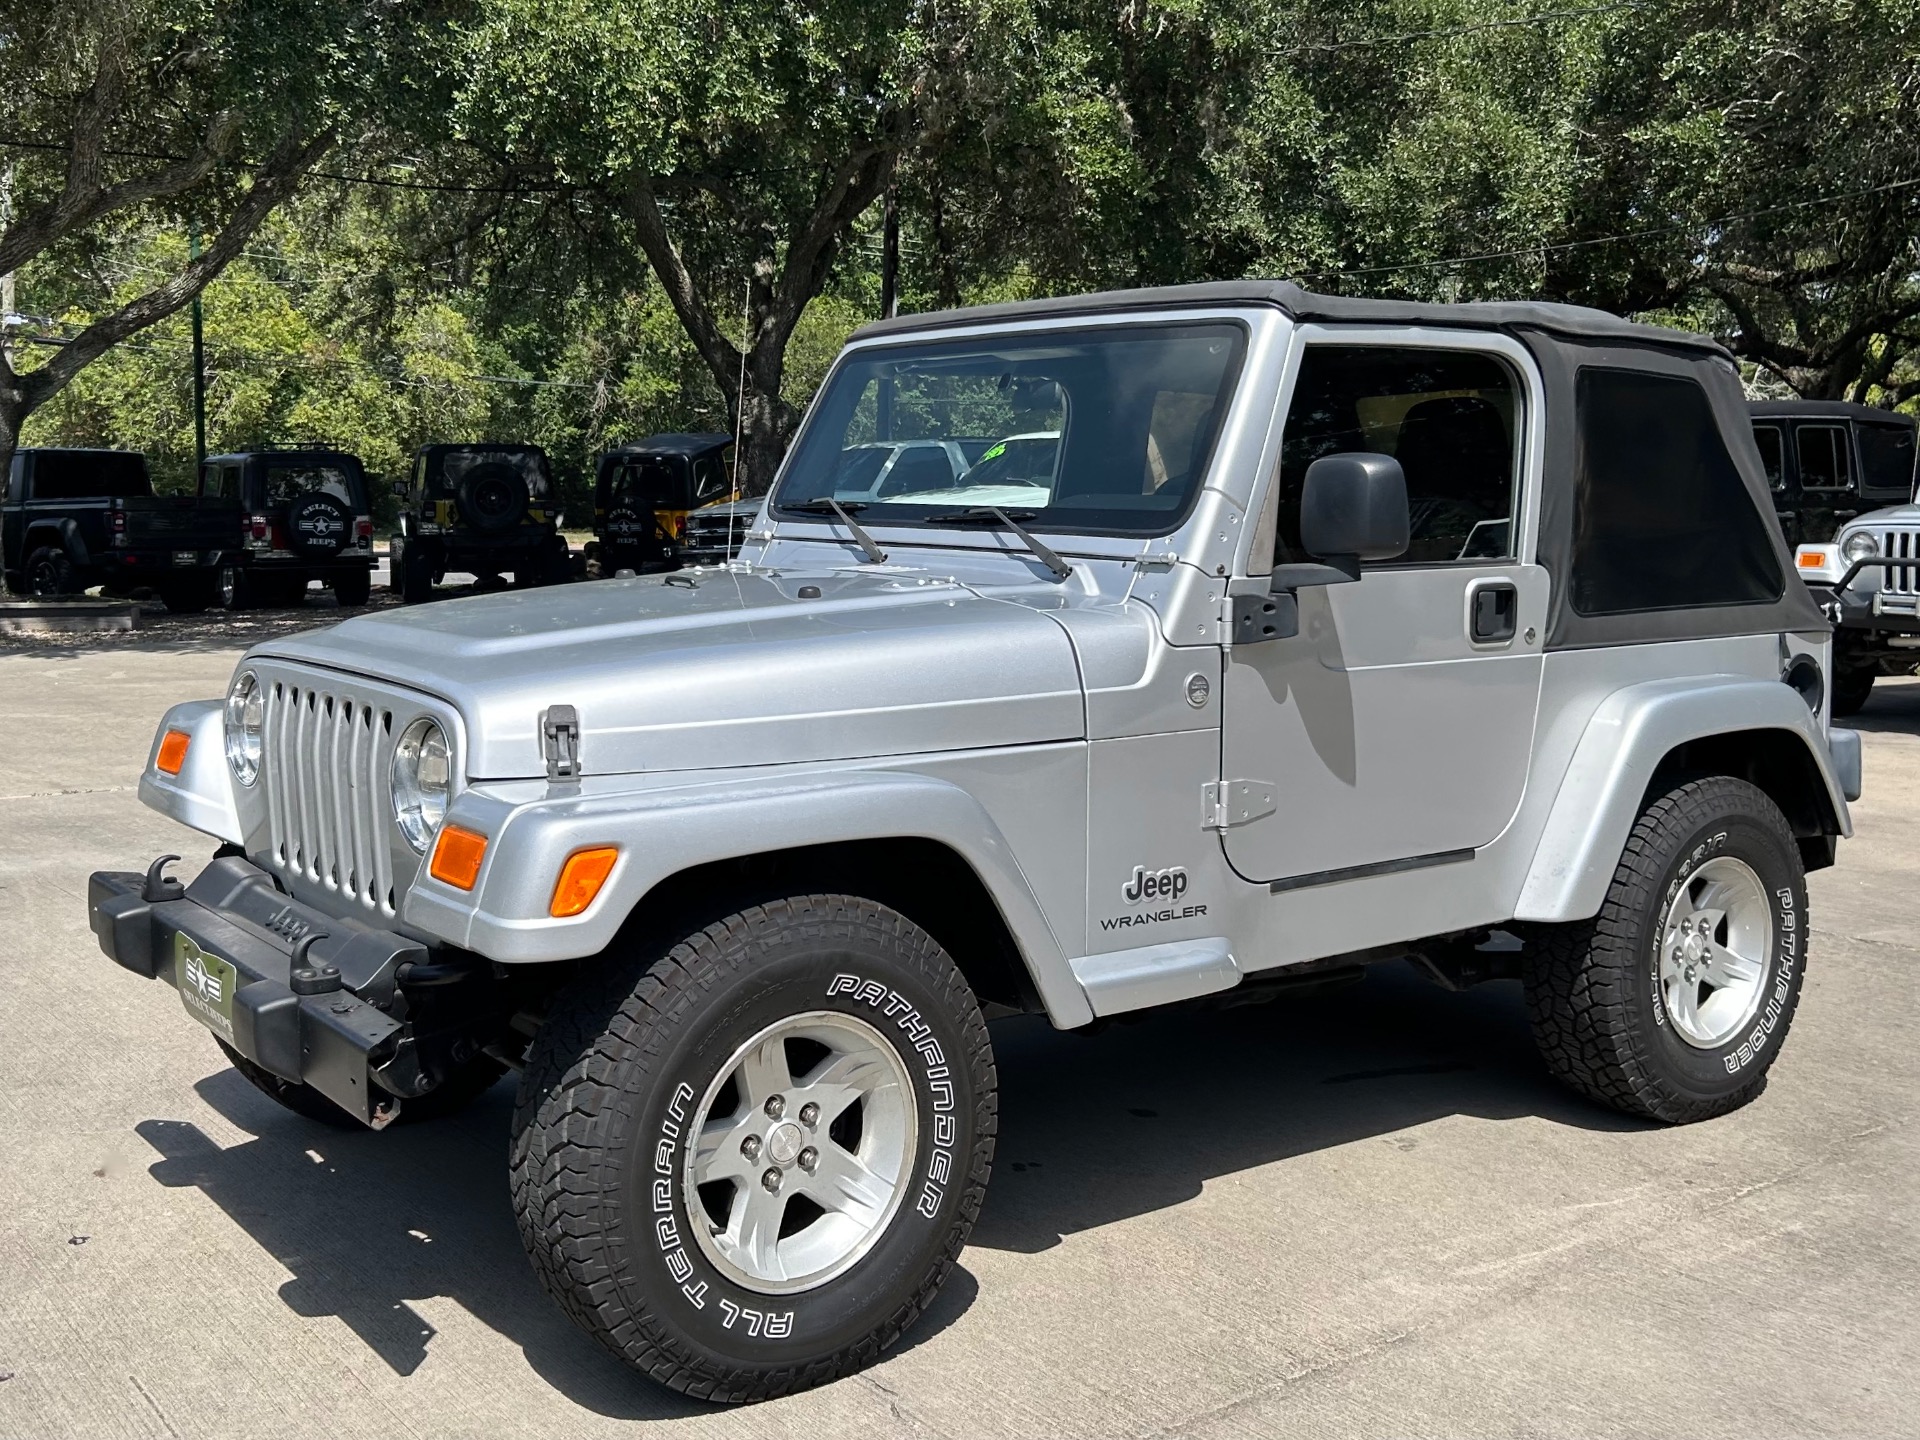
[764,1095,785,1120]
[799,1102,820,1127]
[741,1134,762,1161]
[798,1146,818,1173]
[762,1168,783,1193]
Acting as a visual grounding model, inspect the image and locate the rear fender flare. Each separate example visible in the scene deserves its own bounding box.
[24,518,90,567]
[406,768,1094,1028]
[1515,677,1851,924]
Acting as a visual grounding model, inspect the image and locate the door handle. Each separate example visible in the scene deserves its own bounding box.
[1469,580,1518,644]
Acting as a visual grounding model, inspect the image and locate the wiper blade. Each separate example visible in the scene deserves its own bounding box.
[792,497,887,565]
[923,506,1073,582]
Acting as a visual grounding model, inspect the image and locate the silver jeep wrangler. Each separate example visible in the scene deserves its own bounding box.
[89,281,1859,1402]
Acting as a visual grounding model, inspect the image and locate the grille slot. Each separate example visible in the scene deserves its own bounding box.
[1884,528,1919,597]
[264,679,396,917]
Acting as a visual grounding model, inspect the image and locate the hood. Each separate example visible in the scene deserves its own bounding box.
[257,568,1085,779]
[1840,502,1920,531]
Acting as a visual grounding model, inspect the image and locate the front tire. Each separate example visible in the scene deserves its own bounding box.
[511,895,996,1402]
[331,566,372,607]
[1524,777,1809,1124]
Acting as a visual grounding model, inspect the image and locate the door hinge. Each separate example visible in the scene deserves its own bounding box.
[1203,779,1276,830]
[541,704,581,782]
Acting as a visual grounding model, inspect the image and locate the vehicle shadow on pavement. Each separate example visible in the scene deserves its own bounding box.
[1844,675,1920,735]
[134,1084,977,1416]
[971,962,1652,1255]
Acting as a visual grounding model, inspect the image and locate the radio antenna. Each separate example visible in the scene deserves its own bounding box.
[727,279,750,564]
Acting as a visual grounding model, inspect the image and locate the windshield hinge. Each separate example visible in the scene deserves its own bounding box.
[1134,551,1180,572]
[541,704,581,782]
[1203,779,1276,830]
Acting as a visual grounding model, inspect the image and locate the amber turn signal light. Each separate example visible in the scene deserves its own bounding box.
[1797,551,1826,569]
[155,729,191,775]
[429,824,488,890]
[550,846,619,917]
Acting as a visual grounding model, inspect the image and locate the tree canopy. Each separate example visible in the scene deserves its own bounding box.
[8,0,1917,505]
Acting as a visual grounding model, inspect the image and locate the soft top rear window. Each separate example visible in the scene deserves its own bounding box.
[1572,368,1783,615]
[435,448,552,500]
[772,321,1247,537]
[1858,421,1917,498]
[30,451,149,501]
[263,458,363,507]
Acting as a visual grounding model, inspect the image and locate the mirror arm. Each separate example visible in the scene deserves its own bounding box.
[1231,556,1363,646]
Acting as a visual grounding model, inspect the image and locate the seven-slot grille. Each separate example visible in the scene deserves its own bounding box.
[1881,528,1920,597]
[263,678,398,916]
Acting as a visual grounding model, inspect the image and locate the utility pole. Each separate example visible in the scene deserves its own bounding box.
[188,229,207,471]
[1,165,16,372]
[879,184,899,321]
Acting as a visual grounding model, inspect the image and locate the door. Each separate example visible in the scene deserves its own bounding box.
[1221,333,1547,887]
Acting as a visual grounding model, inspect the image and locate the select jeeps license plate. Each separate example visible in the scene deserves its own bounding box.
[175,934,238,1043]
[172,550,197,566]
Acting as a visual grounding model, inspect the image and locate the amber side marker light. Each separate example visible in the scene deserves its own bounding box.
[1797,551,1828,569]
[551,846,620,918]
[429,825,489,890]
[155,729,191,776]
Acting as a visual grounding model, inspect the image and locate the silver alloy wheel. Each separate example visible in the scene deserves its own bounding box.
[685,1010,918,1295]
[1658,855,1772,1049]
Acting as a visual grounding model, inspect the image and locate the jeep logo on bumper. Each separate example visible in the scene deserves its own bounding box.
[1122,865,1188,904]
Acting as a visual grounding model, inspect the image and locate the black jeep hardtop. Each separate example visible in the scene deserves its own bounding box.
[1747,399,1917,547]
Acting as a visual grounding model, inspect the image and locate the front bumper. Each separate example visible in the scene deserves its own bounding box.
[89,854,435,1127]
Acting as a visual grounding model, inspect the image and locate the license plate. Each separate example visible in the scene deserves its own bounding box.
[172,550,197,567]
[175,934,238,1042]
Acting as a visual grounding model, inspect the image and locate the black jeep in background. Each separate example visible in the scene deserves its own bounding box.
[1748,400,1917,547]
[197,448,376,608]
[584,432,734,576]
[390,443,571,603]
[2,448,233,610]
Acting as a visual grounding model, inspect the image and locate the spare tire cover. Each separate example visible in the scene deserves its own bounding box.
[457,462,530,533]
[286,491,353,558]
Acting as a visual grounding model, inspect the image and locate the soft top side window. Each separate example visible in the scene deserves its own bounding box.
[1572,368,1783,616]
[1751,424,1785,492]
[1795,423,1852,492]
[1272,345,1520,567]
[1857,421,1917,498]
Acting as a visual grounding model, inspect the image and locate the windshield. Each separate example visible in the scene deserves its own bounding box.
[264,459,360,507]
[772,321,1246,535]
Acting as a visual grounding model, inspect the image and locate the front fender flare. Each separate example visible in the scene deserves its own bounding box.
[136,699,243,844]
[1514,677,1851,924]
[405,768,1094,1028]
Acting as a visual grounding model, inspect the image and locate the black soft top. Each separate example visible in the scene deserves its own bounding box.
[602,432,734,460]
[1748,399,1916,426]
[851,279,1726,356]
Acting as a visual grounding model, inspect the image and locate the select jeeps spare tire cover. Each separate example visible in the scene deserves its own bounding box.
[457,462,531,533]
[286,491,353,558]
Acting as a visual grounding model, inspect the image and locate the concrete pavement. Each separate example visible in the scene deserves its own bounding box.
[1,639,1916,1438]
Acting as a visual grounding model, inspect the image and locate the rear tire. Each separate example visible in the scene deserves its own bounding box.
[510,895,996,1402]
[24,545,77,597]
[398,542,435,604]
[331,566,372,607]
[1524,776,1809,1124]
[1831,665,1875,717]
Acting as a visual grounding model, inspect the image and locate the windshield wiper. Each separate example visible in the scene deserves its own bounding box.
[791,497,888,565]
[923,507,1073,581]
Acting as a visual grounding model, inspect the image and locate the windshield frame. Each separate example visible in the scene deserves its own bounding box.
[768,315,1251,542]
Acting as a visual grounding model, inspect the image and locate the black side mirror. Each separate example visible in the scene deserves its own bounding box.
[1298,452,1410,568]
[1234,452,1411,645]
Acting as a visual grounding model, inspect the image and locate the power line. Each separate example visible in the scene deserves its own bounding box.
[1299,173,1920,279]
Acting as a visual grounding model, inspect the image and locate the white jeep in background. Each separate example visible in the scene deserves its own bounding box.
[91,280,1856,1402]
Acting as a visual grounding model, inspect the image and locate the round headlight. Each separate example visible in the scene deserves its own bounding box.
[391,718,451,853]
[225,669,263,786]
[1842,530,1880,563]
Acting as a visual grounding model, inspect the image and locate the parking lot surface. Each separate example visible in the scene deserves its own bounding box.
[2,629,1916,1439]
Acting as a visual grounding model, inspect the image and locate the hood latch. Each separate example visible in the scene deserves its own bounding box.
[541,704,581,782]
